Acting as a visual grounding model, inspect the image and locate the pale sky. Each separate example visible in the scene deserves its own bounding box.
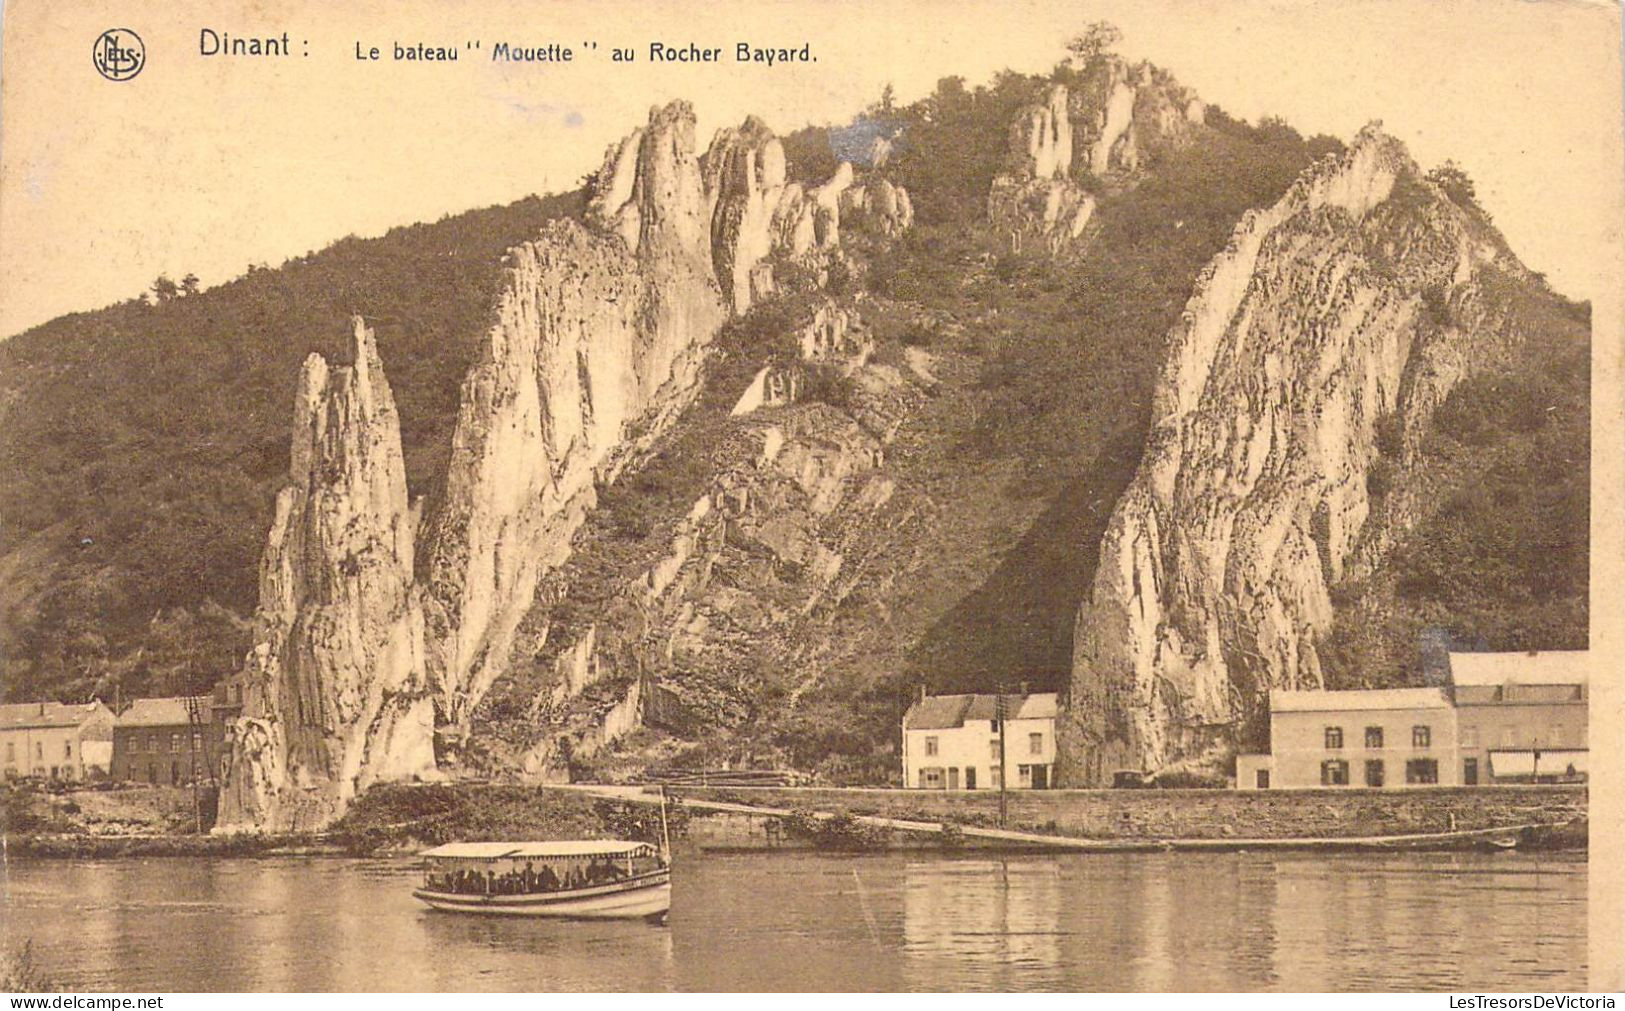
[0,0,1620,337]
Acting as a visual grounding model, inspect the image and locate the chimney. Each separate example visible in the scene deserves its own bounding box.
[918,684,927,705]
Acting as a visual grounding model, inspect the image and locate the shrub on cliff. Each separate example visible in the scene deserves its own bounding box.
[779,808,891,851]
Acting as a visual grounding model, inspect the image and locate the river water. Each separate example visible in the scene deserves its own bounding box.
[1,850,1586,991]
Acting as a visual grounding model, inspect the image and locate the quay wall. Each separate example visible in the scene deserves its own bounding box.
[665,784,1587,842]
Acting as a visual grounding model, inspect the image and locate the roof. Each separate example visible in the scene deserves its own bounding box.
[419,841,655,860]
[903,692,1059,730]
[115,696,213,727]
[1015,694,1059,720]
[1270,687,1452,713]
[0,701,110,731]
[1449,650,1588,687]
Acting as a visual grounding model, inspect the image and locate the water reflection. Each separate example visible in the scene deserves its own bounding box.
[902,860,1063,990]
[895,852,1584,991]
[3,850,1585,992]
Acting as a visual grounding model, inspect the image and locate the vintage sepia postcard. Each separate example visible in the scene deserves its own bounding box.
[1,0,1621,995]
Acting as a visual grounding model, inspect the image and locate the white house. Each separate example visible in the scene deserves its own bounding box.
[902,692,1058,790]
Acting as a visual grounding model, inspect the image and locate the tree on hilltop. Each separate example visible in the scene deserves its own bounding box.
[1065,21,1121,69]
[1426,161,1482,212]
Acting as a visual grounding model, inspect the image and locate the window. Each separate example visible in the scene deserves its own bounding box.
[1255,769,1270,789]
[1365,760,1385,787]
[1320,759,1349,786]
[171,733,181,753]
[1324,727,1344,750]
[1365,726,1383,749]
[149,734,160,752]
[35,742,43,760]
[989,740,1000,761]
[63,741,72,759]
[1017,764,1033,787]
[1460,726,1479,748]
[990,766,1002,789]
[192,732,203,750]
[990,719,1001,734]
[924,736,939,757]
[4,742,13,762]
[1412,725,1431,749]
[1406,759,1439,784]
[1501,727,1517,748]
[1029,732,1043,756]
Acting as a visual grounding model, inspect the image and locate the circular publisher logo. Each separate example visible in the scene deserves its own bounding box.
[93,29,145,81]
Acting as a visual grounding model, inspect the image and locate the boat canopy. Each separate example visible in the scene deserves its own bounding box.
[419,840,655,861]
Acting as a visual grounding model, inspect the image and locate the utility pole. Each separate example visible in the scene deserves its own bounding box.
[996,683,1008,830]
[183,695,203,834]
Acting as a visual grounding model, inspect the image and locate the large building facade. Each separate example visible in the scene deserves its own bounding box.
[0,701,114,781]
[111,683,242,786]
[1238,651,1587,790]
[902,692,1057,790]
[1449,651,1587,785]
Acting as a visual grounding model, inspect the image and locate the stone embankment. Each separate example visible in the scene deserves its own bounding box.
[575,783,1587,852]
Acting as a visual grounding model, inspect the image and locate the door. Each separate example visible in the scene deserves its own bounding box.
[1365,760,1385,788]
[1032,765,1049,789]
[1256,769,1270,789]
[965,767,976,790]
[947,767,959,791]
[1463,757,1478,786]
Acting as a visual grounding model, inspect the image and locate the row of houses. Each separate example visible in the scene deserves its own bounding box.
[7,650,1590,791]
[902,651,1588,791]
[0,681,243,785]
[1238,650,1587,789]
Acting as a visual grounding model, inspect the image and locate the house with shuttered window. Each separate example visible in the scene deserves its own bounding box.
[1236,650,1587,790]
[902,691,1057,791]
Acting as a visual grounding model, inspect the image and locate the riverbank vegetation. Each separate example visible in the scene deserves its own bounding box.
[327,784,688,855]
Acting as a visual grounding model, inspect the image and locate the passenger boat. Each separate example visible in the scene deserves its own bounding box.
[412,839,672,921]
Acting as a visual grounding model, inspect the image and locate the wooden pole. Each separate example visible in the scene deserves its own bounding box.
[658,786,672,863]
[997,684,1008,830]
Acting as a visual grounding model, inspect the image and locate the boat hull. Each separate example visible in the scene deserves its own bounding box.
[412,871,671,921]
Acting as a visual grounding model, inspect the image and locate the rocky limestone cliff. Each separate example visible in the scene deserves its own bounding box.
[474,291,928,778]
[220,98,914,821]
[217,318,437,832]
[988,84,1097,255]
[423,102,727,742]
[703,119,911,314]
[423,103,915,745]
[1060,126,1512,784]
[1074,60,1204,177]
[987,65,1198,255]
[841,178,915,239]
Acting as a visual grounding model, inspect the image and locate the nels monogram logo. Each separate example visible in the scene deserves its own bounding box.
[93,28,145,81]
